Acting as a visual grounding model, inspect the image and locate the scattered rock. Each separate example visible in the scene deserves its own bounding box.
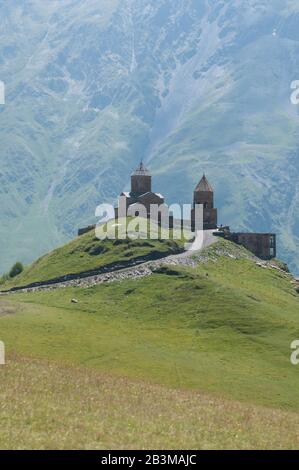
[256,262,267,269]
[1,241,296,296]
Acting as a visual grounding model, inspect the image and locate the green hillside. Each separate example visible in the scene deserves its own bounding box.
[1,220,185,289]
[1,241,299,406]
[1,239,299,448]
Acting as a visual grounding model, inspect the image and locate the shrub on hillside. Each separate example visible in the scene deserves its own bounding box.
[9,262,24,278]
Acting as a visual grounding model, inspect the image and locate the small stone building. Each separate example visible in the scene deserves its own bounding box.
[227,232,277,260]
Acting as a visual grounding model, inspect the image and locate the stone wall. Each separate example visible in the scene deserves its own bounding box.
[222,232,277,260]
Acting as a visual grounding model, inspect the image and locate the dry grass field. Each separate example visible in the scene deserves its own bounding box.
[1,354,299,450]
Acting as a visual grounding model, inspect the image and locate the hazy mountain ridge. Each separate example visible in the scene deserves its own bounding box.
[0,0,299,273]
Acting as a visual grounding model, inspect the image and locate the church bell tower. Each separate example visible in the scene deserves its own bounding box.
[131,162,152,195]
[192,174,218,230]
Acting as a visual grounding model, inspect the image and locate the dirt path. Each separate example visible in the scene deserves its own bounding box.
[1,231,219,295]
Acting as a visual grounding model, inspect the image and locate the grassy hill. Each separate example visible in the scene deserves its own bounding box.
[1,238,299,448]
[1,220,186,289]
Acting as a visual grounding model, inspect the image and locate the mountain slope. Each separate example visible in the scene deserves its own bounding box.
[1,240,299,411]
[0,0,299,273]
[1,238,299,448]
[1,220,185,288]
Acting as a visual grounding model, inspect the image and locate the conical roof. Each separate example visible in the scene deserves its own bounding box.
[132,161,151,176]
[195,174,213,192]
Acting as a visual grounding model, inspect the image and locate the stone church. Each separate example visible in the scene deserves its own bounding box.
[119,162,164,215]
[118,162,218,230]
[117,162,276,260]
[79,161,276,261]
